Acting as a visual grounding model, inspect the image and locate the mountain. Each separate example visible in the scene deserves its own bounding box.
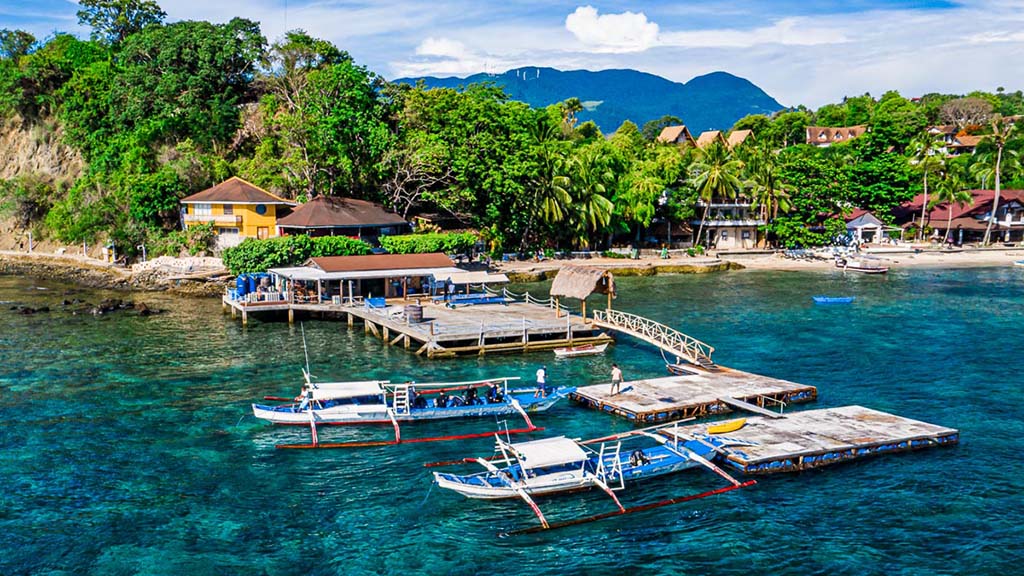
[393,67,784,133]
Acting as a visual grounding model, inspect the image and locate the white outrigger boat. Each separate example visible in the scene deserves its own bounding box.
[253,373,573,449]
[553,343,608,358]
[836,255,889,274]
[430,424,756,533]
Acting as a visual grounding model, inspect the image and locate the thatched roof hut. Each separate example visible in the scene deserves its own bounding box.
[549,266,615,319]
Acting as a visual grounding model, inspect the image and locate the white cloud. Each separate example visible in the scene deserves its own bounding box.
[659,17,847,48]
[415,37,469,59]
[564,5,659,53]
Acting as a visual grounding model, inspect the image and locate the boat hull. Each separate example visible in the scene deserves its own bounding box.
[553,343,609,358]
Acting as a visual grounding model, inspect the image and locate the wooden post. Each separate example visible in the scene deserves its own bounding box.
[402,278,408,301]
[607,288,612,311]
[241,309,248,325]
[555,296,561,318]
[582,300,588,323]
[404,335,410,349]
[347,312,354,327]
[231,306,237,319]
[288,308,294,324]
[222,299,228,312]
[383,325,390,342]
[316,281,322,303]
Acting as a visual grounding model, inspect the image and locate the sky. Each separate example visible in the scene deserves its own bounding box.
[2,0,1023,107]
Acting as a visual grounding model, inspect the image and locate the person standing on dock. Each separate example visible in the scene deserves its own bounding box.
[534,366,548,398]
[610,364,623,395]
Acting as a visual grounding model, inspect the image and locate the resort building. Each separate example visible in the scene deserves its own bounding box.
[180,177,296,248]
[656,125,696,146]
[695,130,727,149]
[948,134,982,156]
[895,189,1024,244]
[844,209,889,244]
[692,195,764,249]
[275,195,410,244]
[726,129,754,149]
[805,125,868,147]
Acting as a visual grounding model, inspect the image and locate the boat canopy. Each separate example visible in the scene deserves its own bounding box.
[509,437,589,470]
[307,381,386,401]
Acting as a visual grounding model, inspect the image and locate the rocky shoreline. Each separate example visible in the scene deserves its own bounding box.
[501,259,743,283]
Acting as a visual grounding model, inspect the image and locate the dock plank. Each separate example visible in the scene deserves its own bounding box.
[569,367,817,423]
[663,405,959,475]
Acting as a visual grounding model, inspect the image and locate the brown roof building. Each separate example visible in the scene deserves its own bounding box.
[179,177,296,247]
[695,130,727,149]
[180,176,294,205]
[805,125,868,147]
[276,196,410,244]
[726,129,754,149]
[656,125,696,146]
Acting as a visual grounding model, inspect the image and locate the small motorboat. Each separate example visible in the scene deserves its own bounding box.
[707,418,746,434]
[1014,260,1024,267]
[812,296,855,304]
[836,256,889,274]
[553,343,608,358]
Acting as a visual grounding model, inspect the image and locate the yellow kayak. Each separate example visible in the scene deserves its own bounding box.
[707,418,746,434]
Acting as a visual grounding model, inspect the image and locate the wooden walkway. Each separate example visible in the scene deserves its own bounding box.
[661,405,959,475]
[569,367,817,423]
[591,309,715,367]
[222,295,612,358]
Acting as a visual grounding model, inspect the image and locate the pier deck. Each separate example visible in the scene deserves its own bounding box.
[569,367,817,423]
[662,405,959,475]
[223,296,611,358]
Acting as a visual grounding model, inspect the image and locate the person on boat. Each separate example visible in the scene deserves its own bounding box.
[629,448,649,467]
[534,366,548,398]
[435,390,448,408]
[485,382,500,403]
[610,364,623,395]
[464,386,479,405]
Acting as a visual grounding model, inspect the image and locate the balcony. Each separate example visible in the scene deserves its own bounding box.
[691,218,765,227]
[184,214,243,226]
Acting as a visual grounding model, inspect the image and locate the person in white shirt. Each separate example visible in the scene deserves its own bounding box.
[534,366,548,398]
[610,364,623,395]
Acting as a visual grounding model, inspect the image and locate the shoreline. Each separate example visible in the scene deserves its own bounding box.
[730,247,1024,272]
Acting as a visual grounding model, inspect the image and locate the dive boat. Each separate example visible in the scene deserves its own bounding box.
[553,343,608,358]
[431,427,756,532]
[812,296,855,304]
[252,376,572,426]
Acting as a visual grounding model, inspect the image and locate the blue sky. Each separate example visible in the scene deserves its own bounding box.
[2,0,1021,107]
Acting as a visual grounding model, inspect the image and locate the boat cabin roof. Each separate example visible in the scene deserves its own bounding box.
[308,381,386,401]
[508,436,588,470]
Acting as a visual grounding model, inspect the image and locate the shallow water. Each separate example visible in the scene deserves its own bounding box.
[0,267,1021,575]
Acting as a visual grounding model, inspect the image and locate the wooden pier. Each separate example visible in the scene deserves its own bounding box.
[569,367,818,423]
[222,295,612,358]
[661,405,960,475]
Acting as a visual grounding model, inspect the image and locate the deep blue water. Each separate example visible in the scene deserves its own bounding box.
[1,267,1022,575]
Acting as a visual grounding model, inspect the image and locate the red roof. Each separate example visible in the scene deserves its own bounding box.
[898,189,1024,222]
[180,177,295,205]
[276,196,408,229]
[309,253,454,273]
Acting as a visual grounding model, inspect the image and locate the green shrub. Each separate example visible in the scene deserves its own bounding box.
[601,250,629,259]
[221,235,372,274]
[379,232,477,255]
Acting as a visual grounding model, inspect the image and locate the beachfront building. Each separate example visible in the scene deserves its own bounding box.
[695,130,728,149]
[692,195,764,249]
[275,195,410,244]
[895,189,1024,244]
[805,125,868,147]
[656,125,696,146]
[180,177,296,248]
[845,209,888,244]
[268,253,461,303]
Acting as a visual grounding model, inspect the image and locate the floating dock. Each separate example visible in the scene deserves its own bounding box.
[663,405,959,475]
[223,296,611,358]
[569,367,818,423]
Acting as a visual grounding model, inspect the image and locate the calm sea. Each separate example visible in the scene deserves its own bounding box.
[1,267,1022,575]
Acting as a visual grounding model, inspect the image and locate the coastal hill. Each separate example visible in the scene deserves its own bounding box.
[393,67,784,132]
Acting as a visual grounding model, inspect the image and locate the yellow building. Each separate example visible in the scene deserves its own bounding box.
[180,177,296,248]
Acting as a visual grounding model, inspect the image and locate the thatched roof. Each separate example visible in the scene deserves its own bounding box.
[549,266,615,300]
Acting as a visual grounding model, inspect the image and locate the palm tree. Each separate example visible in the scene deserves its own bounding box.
[909,132,946,240]
[976,116,1017,245]
[520,118,571,251]
[932,163,973,245]
[561,146,615,248]
[746,146,792,234]
[689,141,745,247]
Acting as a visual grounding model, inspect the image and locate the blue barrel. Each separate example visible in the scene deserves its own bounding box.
[236,274,248,297]
[248,275,258,294]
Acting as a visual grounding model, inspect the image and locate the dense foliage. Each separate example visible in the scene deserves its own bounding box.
[1,0,1022,258]
[378,232,477,255]
[220,235,371,274]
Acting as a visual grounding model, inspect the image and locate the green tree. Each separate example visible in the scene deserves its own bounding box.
[933,162,973,243]
[689,141,745,246]
[974,116,1019,244]
[641,114,683,141]
[562,144,616,247]
[746,145,792,235]
[77,0,166,45]
[0,29,36,60]
[871,91,927,149]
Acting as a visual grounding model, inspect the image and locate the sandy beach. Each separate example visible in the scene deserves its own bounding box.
[731,247,1024,271]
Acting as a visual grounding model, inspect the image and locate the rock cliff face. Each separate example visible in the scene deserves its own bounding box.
[0,116,84,182]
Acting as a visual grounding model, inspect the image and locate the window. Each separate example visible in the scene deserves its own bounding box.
[255,204,267,215]
[721,231,728,240]
[219,227,239,235]
[223,204,233,215]
[742,230,751,240]
[194,204,212,216]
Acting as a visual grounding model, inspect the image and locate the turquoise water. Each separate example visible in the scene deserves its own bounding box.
[1,268,1022,575]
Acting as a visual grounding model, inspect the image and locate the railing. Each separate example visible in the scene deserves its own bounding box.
[592,309,715,365]
[184,214,243,226]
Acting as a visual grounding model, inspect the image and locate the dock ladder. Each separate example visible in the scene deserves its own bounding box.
[592,309,715,367]
[392,385,411,416]
[596,441,625,490]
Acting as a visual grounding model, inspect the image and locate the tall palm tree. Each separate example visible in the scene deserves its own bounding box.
[976,116,1017,245]
[909,132,946,240]
[933,163,973,244]
[746,145,792,226]
[562,147,615,248]
[521,118,571,251]
[689,141,745,247]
